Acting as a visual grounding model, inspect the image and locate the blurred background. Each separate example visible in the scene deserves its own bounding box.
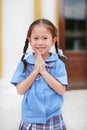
[0,0,87,89]
[0,0,87,130]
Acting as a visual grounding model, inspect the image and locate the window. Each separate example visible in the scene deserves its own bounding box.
[65,0,87,50]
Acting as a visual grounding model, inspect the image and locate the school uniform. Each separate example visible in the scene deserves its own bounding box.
[11,53,68,130]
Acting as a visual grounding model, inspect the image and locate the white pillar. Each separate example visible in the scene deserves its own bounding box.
[41,0,55,24]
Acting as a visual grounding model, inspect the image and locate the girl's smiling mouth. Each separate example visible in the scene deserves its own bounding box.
[36,47,45,51]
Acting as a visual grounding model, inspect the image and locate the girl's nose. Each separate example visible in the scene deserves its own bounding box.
[37,39,43,45]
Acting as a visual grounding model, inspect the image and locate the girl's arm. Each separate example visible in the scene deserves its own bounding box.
[39,55,66,95]
[16,54,41,95]
[16,71,38,95]
[41,71,66,95]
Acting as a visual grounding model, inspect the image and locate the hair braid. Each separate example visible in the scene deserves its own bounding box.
[55,41,62,60]
[21,38,29,72]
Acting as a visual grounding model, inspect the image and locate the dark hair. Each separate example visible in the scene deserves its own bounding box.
[21,18,62,72]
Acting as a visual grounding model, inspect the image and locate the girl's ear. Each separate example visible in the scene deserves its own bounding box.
[52,37,57,45]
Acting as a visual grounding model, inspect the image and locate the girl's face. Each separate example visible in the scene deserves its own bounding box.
[28,24,57,59]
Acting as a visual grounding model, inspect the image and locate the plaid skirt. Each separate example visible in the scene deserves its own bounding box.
[19,115,67,130]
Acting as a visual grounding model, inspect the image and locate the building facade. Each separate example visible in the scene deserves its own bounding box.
[59,0,87,89]
[0,0,87,89]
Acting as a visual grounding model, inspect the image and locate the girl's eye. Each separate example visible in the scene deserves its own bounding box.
[43,37,48,40]
[34,37,38,40]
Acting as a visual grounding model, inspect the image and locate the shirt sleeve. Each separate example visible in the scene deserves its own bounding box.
[54,60,68,88]
[11,61,26,86]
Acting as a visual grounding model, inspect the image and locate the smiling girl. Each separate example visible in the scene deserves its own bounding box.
[11,19,68,130]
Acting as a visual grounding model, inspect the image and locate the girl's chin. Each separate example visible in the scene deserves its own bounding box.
[35,52,44,57]
[36,51,44,55]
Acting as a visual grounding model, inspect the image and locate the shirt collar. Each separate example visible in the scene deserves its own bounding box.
[26,53,58,67]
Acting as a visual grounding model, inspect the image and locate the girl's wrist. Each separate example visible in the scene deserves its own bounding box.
[32,69,39,76]
[40,70,47,76]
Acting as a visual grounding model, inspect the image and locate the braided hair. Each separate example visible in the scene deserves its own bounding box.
[21,18,64,72]
[21,38,29,72]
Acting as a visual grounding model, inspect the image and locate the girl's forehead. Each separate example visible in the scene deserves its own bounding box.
[31,24,52,34]
[32,24,49,29]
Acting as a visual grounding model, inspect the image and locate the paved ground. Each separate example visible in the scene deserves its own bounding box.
[0,80,87,130]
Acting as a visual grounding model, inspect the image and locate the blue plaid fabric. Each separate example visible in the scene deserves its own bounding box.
[19,115,67,130]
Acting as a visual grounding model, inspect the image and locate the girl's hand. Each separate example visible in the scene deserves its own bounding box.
[33,53,40,74]
[34,53,46,74]
[39,55,46,74]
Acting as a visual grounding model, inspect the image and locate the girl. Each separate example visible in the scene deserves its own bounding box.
[11,18,68,130]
